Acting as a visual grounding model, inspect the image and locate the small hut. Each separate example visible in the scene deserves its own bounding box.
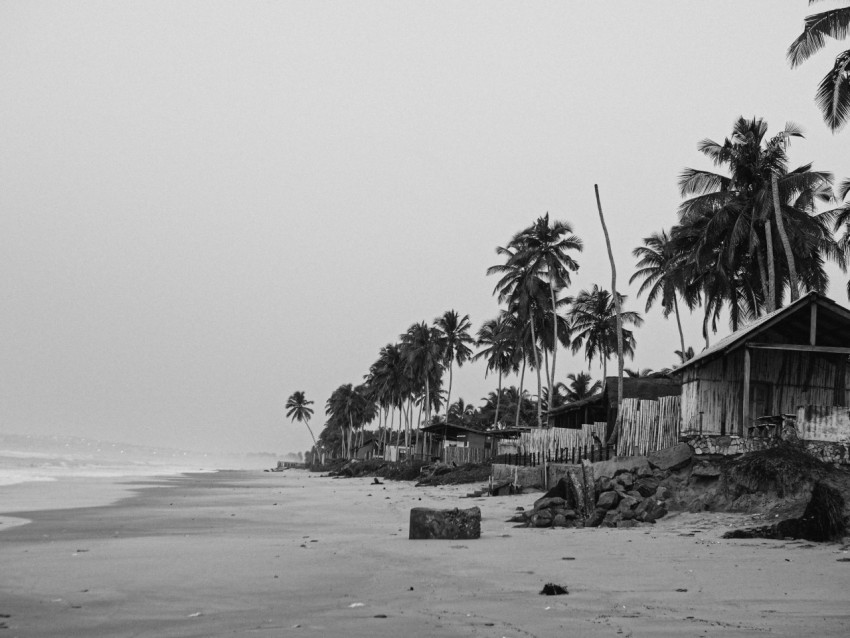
[675,291,850,438]
[421,423,495,464]
[549,375,681,437]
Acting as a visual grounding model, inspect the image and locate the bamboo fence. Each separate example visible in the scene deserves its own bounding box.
[515,422,607,456]
[615,396,681,457]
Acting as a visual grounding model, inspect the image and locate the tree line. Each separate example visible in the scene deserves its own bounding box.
[285,6,850,460]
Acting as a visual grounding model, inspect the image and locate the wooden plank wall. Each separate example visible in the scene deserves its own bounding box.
[681,349,848,436]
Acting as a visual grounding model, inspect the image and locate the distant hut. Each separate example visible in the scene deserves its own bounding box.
[675,292,850,438]
[353,436,381,460]
[421,422,495,464]
[549,375,680,440]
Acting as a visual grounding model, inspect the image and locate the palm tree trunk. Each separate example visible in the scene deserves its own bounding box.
[443,362,453,449]
[673,295,686,361]
[772,174,799,302]
[764,218,777,312]
[303,420,319,465]
[493,369,503,428]
[515,358,526,428]
[529,319,543,428]
[595,185,624,417]
[549,284,559,423]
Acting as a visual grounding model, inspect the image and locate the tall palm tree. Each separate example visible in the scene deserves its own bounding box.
[679,117,834,313]
[505,214,582,409]
[630,229,688,357]
[489,250,551,428]
[400,322,445,433]
[570,285,643,381]
[473,313,517,428]
[325,384,373,459]
[788,3,850,132]
[434,310,474,431]
[285,391,318,461]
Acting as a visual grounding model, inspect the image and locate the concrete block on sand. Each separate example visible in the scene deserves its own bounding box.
[409,506,481,540]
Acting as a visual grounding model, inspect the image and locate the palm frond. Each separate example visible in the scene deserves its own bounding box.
[815,49,850,132]
[788,8,850,67]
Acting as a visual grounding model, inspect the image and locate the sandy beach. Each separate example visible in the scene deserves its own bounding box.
[1,470,849,637]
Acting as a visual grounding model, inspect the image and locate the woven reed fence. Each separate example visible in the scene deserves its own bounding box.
[492,422,610,465]
[516,422,607,455]
[616,396,681,457]
[443,445,491,465]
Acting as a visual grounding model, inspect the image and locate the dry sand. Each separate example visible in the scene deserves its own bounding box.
[2,469,850,637]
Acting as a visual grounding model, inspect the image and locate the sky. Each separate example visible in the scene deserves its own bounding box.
[1,2,848,456]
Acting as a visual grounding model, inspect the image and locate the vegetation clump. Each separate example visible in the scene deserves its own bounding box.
[728,442,831,498]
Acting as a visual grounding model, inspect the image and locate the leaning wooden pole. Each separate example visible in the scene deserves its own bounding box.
[594,184,624,444]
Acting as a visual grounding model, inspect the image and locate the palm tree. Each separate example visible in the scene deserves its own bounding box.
[674,346,696,365]
[678,117,835,314]
[285,391,318,462]
[624,368,655,378]
[570,285,643,381]
[435,310,474,434]
[631,229,688,357]
[473,313,517,428]
[505,214,582,409]
[325,384,373,459]
[788,3,850,132]
[559,372,602,402]
[489,250,551,428]
[400,322,445,435]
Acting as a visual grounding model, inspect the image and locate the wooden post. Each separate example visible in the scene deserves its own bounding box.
[810,303,818,346]
[742,348,751,438]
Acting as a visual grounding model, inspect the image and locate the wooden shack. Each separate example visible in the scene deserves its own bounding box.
[549,376,680,437]
[676,292,850,437]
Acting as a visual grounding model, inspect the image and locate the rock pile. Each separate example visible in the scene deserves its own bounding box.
[585,467,672,528]
[507,496,582,528]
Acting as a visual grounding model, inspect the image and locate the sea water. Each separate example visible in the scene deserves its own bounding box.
[0,433,224,487]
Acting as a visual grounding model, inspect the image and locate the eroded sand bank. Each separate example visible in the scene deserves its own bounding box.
[1,470,849,637]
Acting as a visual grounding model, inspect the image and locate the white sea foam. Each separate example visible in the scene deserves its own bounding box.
[0,435,231,488]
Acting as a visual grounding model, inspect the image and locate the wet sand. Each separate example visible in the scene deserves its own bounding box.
[1,469,849,637]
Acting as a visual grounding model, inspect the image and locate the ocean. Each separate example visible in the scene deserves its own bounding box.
[0,433,233,487]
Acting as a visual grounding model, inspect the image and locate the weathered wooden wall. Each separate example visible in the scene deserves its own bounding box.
[796,405,850,443]
[681,350,850,436]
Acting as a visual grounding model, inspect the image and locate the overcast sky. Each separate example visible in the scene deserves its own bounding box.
[1,2,848,455]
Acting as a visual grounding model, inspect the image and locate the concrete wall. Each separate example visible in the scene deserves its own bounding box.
[491,463,544,488]
[491,462,586,490]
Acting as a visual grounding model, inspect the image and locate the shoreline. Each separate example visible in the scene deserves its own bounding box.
[0,467,220,535]
[2,470,849,637]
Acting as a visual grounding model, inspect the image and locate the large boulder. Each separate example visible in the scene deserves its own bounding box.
[409,507,481,540]
[635,476,660,497]
[596,490,620,510]
[648,443,694,471]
